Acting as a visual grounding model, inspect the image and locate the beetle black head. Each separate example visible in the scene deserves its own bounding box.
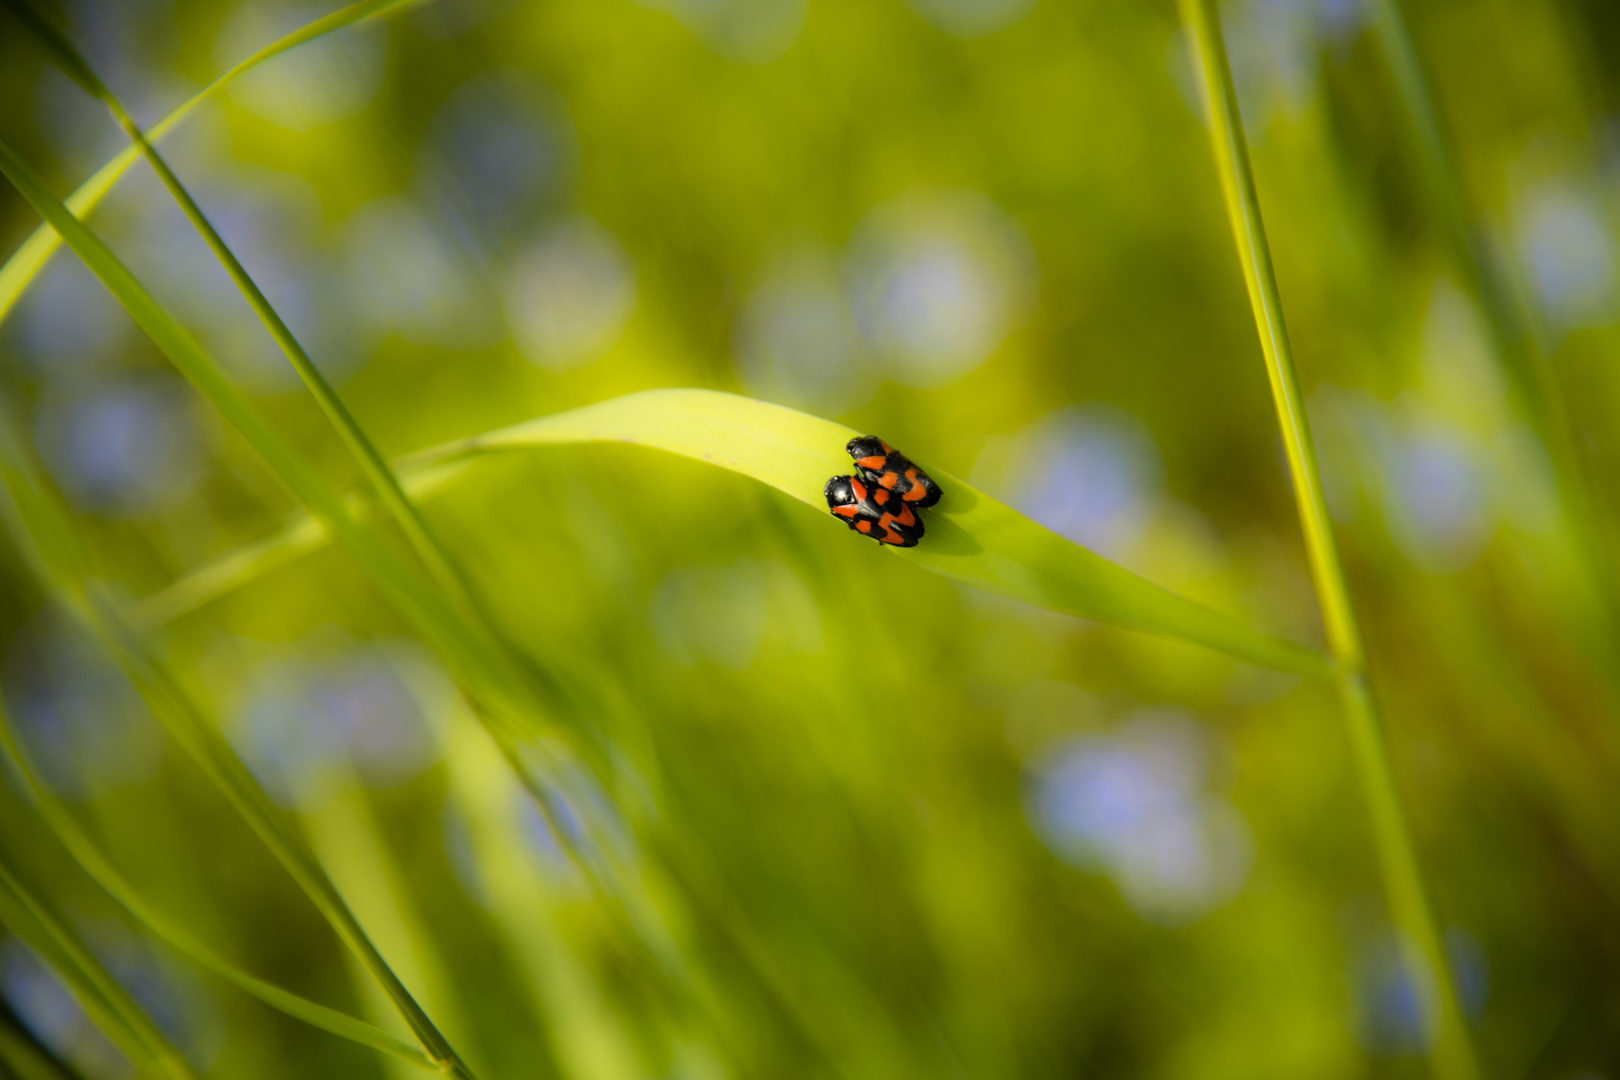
[845,436,887,461]
[824,475,858,508]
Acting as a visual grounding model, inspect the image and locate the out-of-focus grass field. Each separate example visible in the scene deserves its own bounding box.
[0,0,1618,1076]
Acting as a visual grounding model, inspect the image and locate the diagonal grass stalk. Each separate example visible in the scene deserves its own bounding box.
[0,854,196,1080]
[126,460,475,631]
[0,0,414,326]
[1178,1,1481,1076]
[0,132,566,747]
[0,416,474,1079]
[6,2,502,656]
[0,1001,82,1080]
[0,697,437,1070]
[14,14,610,875]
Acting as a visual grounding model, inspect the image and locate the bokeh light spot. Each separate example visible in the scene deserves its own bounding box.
[505,216,637,371]
[1025,710,1252,926]
[847,189,1036,388]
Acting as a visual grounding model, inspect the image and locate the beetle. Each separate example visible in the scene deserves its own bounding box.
[845,436,943,509]
[824,474,924,547]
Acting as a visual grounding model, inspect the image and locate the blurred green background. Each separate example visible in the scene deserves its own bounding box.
[0,0,1618,1075]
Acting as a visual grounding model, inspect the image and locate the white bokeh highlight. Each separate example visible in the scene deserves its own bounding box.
[848,189,1036,388]
[733,248,866,416]
[505,216,636,371]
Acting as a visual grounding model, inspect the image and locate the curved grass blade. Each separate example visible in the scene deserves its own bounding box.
[0,702,436,1072]
[0,856,196,1080]
[1179,2,1480,1076]
[143,389,1331,677]
[0,0,413,326]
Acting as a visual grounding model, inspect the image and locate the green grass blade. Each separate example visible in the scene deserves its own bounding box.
[0,116,541,714]
[0,702,436,1072]
[0,133,554,750]
[142,389,1331,677]
[0,1,105,98]
[0,1002,84,1080]
[0,856,196,1080]
[1179,2,1480,1076]
[0,0,411,327]
[125,462,473,629]
[0,411,473,1079]
[5,2,494,658]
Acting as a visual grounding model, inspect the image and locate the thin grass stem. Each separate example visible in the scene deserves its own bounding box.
[0,856,196,1080]
[0,698,437,1070]
[1178,1,1481,1076]
[0,1001,83,1080]
[95,99,495,646]
[6,0,569,741]
[0,126,563,732]
[0,0,411,326]
[0,417,474,1080]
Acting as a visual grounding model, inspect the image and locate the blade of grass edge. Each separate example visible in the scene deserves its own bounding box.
[0,702,436,1071]
[1178,3,1480,1077]
[134,389,1332,678]
[0,857,195,1079]
[0,0,413,326]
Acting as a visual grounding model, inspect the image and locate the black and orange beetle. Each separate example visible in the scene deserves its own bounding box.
[824,473,924,547]
[845,436,943,509]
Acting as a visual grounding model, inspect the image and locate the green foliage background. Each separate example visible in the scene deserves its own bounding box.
[0,0,1618,1076]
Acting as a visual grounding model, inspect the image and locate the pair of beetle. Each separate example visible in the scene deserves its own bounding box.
[824,436,943,547]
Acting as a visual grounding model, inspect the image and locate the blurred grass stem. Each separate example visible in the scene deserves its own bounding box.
[0,0,412,325]
[1367,0,1620,660]
[0,856,196,1079]
[0,402,475,1079]
[0,1001,81,1080]
[95,104,501,660]
[1179,1,1481,1076]
[3,0,516,694]
[0,696,439,1070]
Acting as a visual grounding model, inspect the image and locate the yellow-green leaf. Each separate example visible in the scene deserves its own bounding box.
[147,389,1332,678]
